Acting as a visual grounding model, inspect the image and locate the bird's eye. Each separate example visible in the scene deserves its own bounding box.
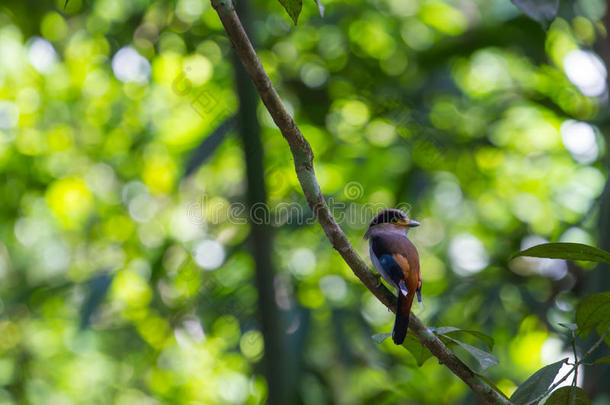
[390,217,397,224]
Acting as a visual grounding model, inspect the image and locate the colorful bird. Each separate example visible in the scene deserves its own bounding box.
[365,209,421,345]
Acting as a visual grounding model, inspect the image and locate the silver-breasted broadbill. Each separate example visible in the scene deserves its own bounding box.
[365,209,421,345]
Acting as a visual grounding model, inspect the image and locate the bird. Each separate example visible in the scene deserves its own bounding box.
[365,209,421,345]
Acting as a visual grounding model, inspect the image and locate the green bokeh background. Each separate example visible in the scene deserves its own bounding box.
[0,0,609,403]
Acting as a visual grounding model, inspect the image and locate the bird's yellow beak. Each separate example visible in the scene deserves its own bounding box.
[397,219,420,228]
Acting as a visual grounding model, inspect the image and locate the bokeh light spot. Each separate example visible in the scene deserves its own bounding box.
[449,234,489,275]
[112,46,151,83]
[28,37,57,74]
[0,102,19,129]
[563,49,607,97]
[193,240,225,270]
[46,176,94,228]
[560,120,598,164]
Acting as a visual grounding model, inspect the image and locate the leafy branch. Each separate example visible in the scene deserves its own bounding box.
[527,328,608,405]
[508,245,610,405]
[504,327,609,405]
[209,1,511,403]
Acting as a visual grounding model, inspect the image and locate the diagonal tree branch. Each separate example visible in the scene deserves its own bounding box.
[210,1,512,403]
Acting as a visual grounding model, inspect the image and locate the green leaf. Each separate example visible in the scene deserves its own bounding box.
[442,335,499,370]
[372,332,433,367]
[509,358,568,404]
[279,0,302,24]
[576,292,610,337]
[433,326,495,350]
[546,387,592,405]
[558,323,578,331]
[593,356,610,365]
[372,333,391,344]
[312,0,324,16]
[512,243,610,264]
[511,0,559,28]
[402,333,433,366]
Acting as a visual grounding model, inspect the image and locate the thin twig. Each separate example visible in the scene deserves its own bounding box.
[209,1,512,404]
[528,367,575,405]
[581,328,609,360]
[570,332,578,405]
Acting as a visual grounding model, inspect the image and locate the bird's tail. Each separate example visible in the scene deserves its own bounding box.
[392,287,415,345]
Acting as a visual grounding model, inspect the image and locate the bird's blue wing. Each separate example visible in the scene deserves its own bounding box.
[377,254,406,290]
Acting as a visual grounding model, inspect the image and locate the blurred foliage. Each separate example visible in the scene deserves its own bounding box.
[0,0,609,404]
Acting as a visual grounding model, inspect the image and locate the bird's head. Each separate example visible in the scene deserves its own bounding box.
[364,208,420,239]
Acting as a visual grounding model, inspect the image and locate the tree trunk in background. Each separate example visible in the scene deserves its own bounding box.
[581,3,610,396]
[231,1,293,403]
